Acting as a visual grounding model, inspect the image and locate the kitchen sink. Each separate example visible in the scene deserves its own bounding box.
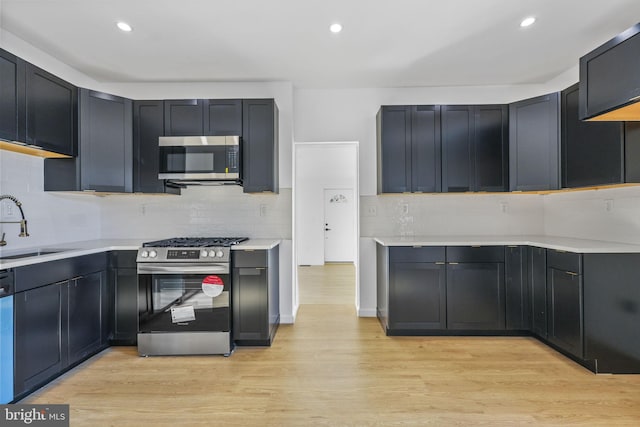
[0,249,70,260]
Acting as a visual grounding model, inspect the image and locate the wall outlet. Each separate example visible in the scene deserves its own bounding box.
[500,201,508,213]
[401,203,409,215]
[604,199,614,212]
[2,203,15,219]
[260,204,267,217]
[365,206,377,217]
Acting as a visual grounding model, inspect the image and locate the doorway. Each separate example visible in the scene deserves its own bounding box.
[293,142,359,312]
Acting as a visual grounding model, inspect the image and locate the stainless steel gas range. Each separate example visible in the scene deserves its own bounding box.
[136,237,248,356]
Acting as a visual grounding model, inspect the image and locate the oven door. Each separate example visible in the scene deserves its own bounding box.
[138,263,230,333]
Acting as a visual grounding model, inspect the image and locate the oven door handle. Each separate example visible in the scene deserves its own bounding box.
[137,264,229,275]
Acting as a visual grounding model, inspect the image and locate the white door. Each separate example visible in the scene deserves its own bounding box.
[324,188,355,262]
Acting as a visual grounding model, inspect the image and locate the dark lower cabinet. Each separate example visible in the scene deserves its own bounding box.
[446,262,505,330]
[67,272,107,365]
[505,246,530,330]
[242,99,279,193]
[529,247,547,338]
[232,246,280,346]
[583,254,640,373]
[14,283,64,397]
[13,254,108,399]
[109,251,138,345]
[387,247,446,331]
[546,251,583,359]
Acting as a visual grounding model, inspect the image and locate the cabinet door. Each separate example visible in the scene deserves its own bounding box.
[505,246,530,330]
[134,100,173,193]
[529,247,547,338]
[389,262,446,330]
[0,49,23,142]
[377,106,411,193]
[242,99,278,193]
[562,83,623,188]
[67,272,104,365]
[79,89,133,192]
[474,105,508,192]
[14,283,64,396]
[547,268,583,358]
[411,105,441,193]
[442,105,473,192]
[24,62,77,155]
[509,93,560,191]
[446,262,505,330]
[164,99,204,135]
[112,267,138,344]
[206,99,242,135]
[233,267,268,342]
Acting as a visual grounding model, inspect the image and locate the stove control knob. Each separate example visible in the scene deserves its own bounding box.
[149,250,157,258]
[140,250,149,258]
[216,250,224,258]
[201,250,208,258]
[208,250,217,258]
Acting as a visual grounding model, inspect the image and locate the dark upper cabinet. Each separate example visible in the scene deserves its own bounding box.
[133,100,179,194]
[164,99,242,136]
[505,246,530,330]
[242,99,279,193]
[529,246,547,338]
[562,83,624,188]
[441,105,473,192]
[79,89,133,192]
[164,99,205,136]
[387,247,447,331]
[441,105,508,192]
[0,48,24,142]
[44,89,133,192]
[546,250,583,359]
[509,93,561,191]
[207,99,242,135]
[24,62,77,156]
[377,105,441,193]
[579,22,640,121]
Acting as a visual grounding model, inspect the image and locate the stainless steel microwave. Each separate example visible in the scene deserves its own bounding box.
[158,136,240,182]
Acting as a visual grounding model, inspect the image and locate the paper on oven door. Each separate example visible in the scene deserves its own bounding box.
[171,305,196,323]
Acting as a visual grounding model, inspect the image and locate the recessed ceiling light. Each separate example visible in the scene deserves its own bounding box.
[520,17,536,28]
[329,23,343,34]
[117,21,133,32]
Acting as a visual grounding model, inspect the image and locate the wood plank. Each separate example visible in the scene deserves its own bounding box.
[22,266,640,426]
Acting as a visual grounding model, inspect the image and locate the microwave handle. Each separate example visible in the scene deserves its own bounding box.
[137,264,229,275]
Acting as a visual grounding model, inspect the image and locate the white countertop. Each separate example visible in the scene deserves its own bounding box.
[0,238,282,269]
[373,235,640,253]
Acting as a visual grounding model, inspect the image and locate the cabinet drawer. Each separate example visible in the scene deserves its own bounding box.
[446,246,504,263]
[547,250,582,274]
[389,246,445,263]
[233,250,267,268]
[14,253,107,292]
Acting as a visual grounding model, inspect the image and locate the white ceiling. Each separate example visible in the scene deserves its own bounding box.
[1,0,640,88]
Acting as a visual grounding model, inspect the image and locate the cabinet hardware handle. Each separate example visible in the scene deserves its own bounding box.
[412,245,423,248]
[507,245,518,248]
[566,271,578,276]
[435,262,445,265]
[449,262,459,265]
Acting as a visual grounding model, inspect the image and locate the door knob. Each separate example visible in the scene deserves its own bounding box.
[325,228,331,231]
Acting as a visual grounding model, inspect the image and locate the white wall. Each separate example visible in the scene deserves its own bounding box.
[544,186,640,244]
[294,143,358,265]
[0,150,101,251]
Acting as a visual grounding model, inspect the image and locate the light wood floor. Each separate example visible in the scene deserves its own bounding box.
[298,263,355,305]
[23,265,640,426]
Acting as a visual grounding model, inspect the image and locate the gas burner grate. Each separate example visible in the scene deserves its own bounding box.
[143,237,248,248]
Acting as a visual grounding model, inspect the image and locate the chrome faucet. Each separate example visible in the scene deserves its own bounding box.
[0,194,29,246]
